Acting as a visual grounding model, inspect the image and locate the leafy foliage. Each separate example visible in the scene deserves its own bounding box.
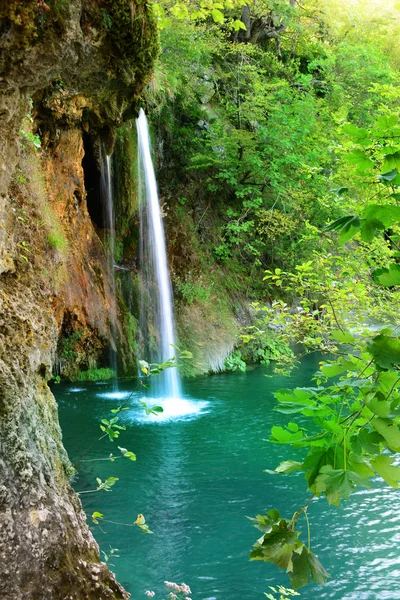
[249,510,329,589]
[249,103,400,586]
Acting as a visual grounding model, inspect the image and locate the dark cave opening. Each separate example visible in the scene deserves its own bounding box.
[82,133,105,229]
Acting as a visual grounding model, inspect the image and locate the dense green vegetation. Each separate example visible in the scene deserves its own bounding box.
[142,0,400,590]
[144,0,400,371]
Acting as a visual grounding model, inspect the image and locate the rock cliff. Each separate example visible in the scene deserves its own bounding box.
[0,1,158,597]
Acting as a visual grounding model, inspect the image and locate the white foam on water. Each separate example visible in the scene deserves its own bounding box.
[69,388,86,392]
[130,396,209,423]
[96,391,132,401]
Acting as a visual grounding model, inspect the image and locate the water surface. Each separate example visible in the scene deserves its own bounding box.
[57,357,400,599]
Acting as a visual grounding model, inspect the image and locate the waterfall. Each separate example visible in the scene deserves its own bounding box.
[99,144,118,379]
[136,108,182,399]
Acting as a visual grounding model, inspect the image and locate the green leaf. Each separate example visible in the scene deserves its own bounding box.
[376,168,399,183]
[367,393,391,418]
[368,334,400,370]
[315,466,369,505]
[355,429,384,454]
[362,204,400,227]
[331,186,349,195]
[118,446,137,461]
[346,149,373,172]
[233,19,247,30]
[320,362,347,377]
[324,216,361,243]
[373,264,400,287]
[270,425,303,444]
[375,114,398,130]
[303,448,334,488]
[371,417,400,451]
[290,547,330,589]
[211,8,224,22]
[382,152,400,179]
[91,511,104,524]
[249,510,303,572]
[287,422,299,432]
[331,330,355,344]
[137,523,154,534]
[371,455,400,487]
[274,388,314,405]
[273,460,303,474]
[341,124,370,144]
[360,218,384,242]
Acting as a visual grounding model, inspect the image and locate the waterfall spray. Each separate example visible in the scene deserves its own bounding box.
[137,109,182,399]
[99,144,118,380]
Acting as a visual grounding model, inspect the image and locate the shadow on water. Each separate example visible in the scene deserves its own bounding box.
[56,355,400,600]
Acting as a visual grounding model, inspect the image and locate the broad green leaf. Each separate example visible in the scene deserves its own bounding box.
[346,149,373,172]
[376,168,398,183]
[348,455,374,478]
[367,334,400,370]
[331,330,355,344]
[290,547,330,589]
[287,422,299,432]
[372,455,400,487]
[274,388,315,406]
[270,425,303,444]
[367,393,391,418]
[233,19,246,30]
[373,264,400,287]
[382,152,400,180]
[249,511,302,567]
[211,8,224,22]
[378,371,400,394]
[315,466,369,505]
[362,204,400,227]
[341,124,370,144]
[360,218,383,242]
[275,460,303,474]
[301,405,334,418]
[371,417,400,451]
[325,216,361,243]
[320,363,347,377]
[375,114,398,130]
[353,429,384,454]
[303,448,335,488]
[325,215,358,232]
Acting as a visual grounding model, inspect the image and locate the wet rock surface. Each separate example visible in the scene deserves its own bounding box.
[0,1,158,597]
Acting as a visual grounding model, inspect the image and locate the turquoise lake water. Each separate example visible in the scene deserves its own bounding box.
[56,356,400,600]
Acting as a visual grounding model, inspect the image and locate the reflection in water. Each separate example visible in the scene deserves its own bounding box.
[57,358,400,600]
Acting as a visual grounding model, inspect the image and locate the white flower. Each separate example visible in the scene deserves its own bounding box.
[145,591,155,598]
[181,584,191,595]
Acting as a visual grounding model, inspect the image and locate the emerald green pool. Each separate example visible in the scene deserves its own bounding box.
[56,356,400,600]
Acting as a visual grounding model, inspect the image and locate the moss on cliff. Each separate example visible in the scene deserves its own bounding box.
[0,0,158,596]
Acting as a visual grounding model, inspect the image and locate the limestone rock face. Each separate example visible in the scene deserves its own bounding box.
[0,1,158,597]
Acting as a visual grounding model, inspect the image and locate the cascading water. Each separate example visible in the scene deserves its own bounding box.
[99,143,118,380]
[136,108,182,399]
